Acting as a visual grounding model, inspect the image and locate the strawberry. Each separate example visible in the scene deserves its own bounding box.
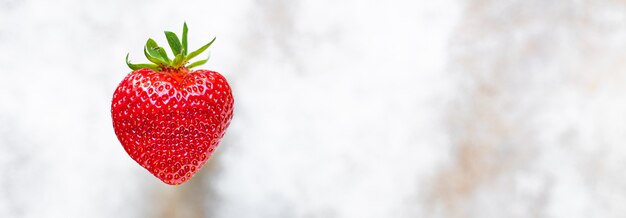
[111,23,234,185]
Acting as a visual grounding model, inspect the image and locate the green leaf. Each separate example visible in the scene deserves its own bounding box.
[186,37,215,61]
[182,22,188,56]
[145,39,170,63]
[165,31,182,56]
[172,53,186,68]
[145,39,162,57]
[127,23,217,71]
[186,52,210,69]
[155,47,171,63]
[126,53,159,71]
[144,46,169,66]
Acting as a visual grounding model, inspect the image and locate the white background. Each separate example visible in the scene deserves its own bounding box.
[1,0,626,217]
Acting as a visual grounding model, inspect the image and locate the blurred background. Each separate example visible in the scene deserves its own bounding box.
[1,0,626,217]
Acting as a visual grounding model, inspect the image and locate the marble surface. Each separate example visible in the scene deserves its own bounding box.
[1,0,626,217]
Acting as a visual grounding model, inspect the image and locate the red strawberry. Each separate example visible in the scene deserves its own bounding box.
[112,23,234,185]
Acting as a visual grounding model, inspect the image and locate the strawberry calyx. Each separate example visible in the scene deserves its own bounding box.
[126,22,216,73]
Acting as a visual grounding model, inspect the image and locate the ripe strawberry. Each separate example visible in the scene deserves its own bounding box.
[112,23,234,185]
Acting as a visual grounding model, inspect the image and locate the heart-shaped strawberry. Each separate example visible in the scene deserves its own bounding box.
[111,23,234,185]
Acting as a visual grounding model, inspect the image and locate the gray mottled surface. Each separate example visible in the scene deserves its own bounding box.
[1,0,625,217]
